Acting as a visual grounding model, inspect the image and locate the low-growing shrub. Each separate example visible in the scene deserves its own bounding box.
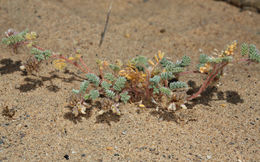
[2,29,259,118]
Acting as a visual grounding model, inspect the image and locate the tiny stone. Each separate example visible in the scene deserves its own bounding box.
[160,29,166,33]
[122,130,127,135]
[114,153,120,156]
[149,148,156,152]
[81,154,86,157]
[206,155,212,159]
[64,154,69,160]
[250,122,255,125]
[229,142,235,145]
[20,132,26,138]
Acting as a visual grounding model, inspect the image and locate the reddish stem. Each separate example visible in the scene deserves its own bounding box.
[79,57,92,73]
[98,67,104,80]
[145,70,151,99]
[51,54,89,74]
[22,42,92,74]
[187,62,228,101]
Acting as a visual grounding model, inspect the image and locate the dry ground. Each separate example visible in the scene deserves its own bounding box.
[0,0,259,161]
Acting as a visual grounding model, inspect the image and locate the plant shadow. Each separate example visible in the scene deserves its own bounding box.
[0,58,22,75]
[150,110,180,123]
[63,107,120,125]
[63,109,92,124]
[95,111,121,126]
[149,80,244,123]
[186,80,244,108]
[17,70,85,92]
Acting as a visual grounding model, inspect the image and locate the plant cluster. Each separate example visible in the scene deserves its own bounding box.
[2,29,260,118]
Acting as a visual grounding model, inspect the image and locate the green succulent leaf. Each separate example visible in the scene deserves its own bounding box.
[84,94,90,100]
[2,30,28,45]
[72,89,80,94]
[131,55,148,71]
[149,75,161,85]
[160,72,174,80]
[101,81,112,90]
[104,73,116,82]
[180,55,191,67]
[72,80,89,95]
[120,91,130,104]
[89,90,100,100]
[241,43,248,56]
[166,65,184,73]
[169,81,188,90]
[86,73,100,87]
[31,48,52,61]
[160,86,172,96]
[109,64,120,72]
[160,58,172,68]
[249,44,260,63]
[105,89,116,99]
[113,77,127,91]
[199,54,209,64]
[79,80,89,93]
[152,86,160,94]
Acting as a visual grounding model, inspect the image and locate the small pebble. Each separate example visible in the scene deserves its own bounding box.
[106,147,113,150]
[159,29,166,33]
[125,33,130,38]
[250,122,255,125]
[149,148,156,152]
[81,154,86,157]
[229,142,235,145]
[3,123,9,127]
[114,153,120,156]
[206,155,212,159]
[64,154,69,160]
[20,132,26,138]
[122,130,127,135]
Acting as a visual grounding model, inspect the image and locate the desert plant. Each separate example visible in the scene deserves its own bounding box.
[2,29,260,117]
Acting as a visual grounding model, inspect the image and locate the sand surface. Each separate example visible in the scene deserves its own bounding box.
[0,0,259,161]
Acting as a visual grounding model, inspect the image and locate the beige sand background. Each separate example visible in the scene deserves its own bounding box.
[0,0,259,161]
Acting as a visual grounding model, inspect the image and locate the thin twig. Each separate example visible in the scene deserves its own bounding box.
[99,0,113,47]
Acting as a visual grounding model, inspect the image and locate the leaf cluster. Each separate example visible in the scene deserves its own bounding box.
[73,73,130,104]
[160,55,191,74]
[2,30,28,46]
[31,48,52,61]
[241,43,260,63]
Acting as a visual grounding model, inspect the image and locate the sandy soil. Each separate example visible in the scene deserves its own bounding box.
[0,0,259,161]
